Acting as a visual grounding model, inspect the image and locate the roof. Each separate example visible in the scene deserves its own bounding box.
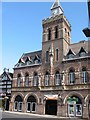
[0,71,13,81]
[69,40,89,55]
[15,50,42,68]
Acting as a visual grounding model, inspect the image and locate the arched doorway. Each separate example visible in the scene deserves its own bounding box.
[14,95,23,112]
[27,95,36,112]
[88,100,90,118]
[67,96,82,117]
[45,100,57,115]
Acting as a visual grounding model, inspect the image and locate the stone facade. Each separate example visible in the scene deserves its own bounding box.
[10,1,90,119]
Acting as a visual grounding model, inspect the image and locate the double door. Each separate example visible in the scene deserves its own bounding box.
[68,103,82,117]
[27,102,36,112]
[14,102,22,112]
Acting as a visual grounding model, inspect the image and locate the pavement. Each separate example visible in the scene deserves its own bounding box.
[0,110,88,120]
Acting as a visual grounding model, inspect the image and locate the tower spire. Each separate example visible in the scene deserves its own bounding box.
[51,0,63,16]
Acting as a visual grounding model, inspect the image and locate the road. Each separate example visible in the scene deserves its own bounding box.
[0,111,86,120]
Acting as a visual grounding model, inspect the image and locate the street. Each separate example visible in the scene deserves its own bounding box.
[0,111,86,120]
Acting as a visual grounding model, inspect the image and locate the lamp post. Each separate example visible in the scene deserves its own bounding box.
[83,0,90,37]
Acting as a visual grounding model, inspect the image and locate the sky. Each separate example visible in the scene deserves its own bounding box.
[1,1,88,74]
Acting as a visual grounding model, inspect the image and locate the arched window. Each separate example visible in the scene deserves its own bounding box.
[48,29,51,40]
[46,51,49,62]
[82,67,88,83]
[14,95,23,112]
[55,71,61,85]
[33,72,38,86]
[69,69,75,84]
[25,73,29,87]
[45,72,50,86]
[55,26,58,39]
[56,49,59,61]
[17,74,21,87]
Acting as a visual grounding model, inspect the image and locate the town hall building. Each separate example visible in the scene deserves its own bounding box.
[9,0,90,119]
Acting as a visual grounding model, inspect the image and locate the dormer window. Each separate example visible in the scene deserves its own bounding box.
[67,49,75,59]
[79,47,86,57]
[68,54,74,59]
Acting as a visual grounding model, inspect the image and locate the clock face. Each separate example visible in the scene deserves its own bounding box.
[52,9,58,15]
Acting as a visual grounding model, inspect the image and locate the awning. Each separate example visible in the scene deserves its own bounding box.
[44,95,58,100]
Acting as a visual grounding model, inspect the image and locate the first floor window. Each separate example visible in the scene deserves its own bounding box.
[55,72,61,85]
[45,74,49,86]
[69,71,75,84]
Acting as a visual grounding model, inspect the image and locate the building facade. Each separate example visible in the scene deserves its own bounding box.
[0,68,13,110]
[10,0,90,119]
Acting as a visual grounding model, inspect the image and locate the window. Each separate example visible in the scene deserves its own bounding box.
[46,51,49,62]
[45,72,50,86]
[79,47,86,57]
[69,69,75,84]
[25,73,29,87]
[55,26,58,38]
[56,49,59,61]
[33,73,38,86]
[68,54,74,59]
[55,71,61,85]
[79,52,86,57]
[82,68,88,83]
[48,29,51,40]
[17,74,21,87]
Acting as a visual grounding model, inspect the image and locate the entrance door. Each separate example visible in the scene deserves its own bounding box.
[27,102,36,112]
[27,102,31,112]
[45,100,57,115]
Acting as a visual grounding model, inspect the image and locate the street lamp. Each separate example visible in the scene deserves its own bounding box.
[83,0,90,37]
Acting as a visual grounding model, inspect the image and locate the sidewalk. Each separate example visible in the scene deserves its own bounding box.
[3,111,86,120]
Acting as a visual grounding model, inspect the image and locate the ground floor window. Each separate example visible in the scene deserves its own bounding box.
[67,96,82,117]
[27,95,36,113]
[14,95,23,112]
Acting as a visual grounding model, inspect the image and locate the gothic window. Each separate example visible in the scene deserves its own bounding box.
[17,74,21,87]
[56,49,59,61]
[46,51,49,62]
[25,73,29,87]
[55,26,58,39]
[45,72,50,86]
[48,29,51,40]
[33,72,38,86]
[69,69,75,84]
[82,67,88,83]
[55,71,61,85]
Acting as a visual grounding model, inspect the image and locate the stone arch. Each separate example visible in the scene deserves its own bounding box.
[63,91,84,104]
[24,93,39,103]
[11,92,24,102]
[85,94,90,103]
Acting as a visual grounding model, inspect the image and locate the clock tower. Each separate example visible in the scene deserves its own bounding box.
[42,0,71,70]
